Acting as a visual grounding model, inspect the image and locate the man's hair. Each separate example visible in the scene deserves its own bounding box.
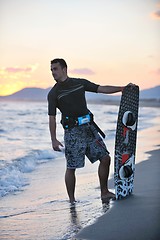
[51,58,67,69]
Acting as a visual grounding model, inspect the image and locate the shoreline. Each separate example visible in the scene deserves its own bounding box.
[75,146,160,240]
[0,99,160,108]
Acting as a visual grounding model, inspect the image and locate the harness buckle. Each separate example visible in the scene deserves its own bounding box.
[61,113,92,129]
[77,114,91,125]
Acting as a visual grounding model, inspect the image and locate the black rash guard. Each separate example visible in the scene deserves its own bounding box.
[48,77,99,117]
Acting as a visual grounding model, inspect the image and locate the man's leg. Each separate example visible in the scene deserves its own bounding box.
[98,155,115,199]
[65,168,76,204]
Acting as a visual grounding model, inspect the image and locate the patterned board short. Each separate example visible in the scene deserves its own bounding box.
[64,123,109,169]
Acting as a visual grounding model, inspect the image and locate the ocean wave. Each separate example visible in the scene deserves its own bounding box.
[0,129,6,134]
[0,149,62,197]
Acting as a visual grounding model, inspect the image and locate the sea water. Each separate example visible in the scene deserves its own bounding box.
[0,101,159,240]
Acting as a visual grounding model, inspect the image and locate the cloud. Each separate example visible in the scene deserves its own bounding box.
[5,67,32,73]
[151,10,160,19]
[0,64,39,95]
[148,55,154,58]
[150,68,160,75]
[69,68,95,75]
[151,2,160,20]
[0,64,38,80]
[5,63,38,74]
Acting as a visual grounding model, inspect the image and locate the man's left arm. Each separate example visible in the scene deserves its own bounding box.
[97,85,124,94]
[97,83,136,94]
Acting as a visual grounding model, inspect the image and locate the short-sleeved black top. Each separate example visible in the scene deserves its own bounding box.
[47,77,99,117]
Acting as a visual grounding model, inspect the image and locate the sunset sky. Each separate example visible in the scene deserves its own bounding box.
[0,0,160,96]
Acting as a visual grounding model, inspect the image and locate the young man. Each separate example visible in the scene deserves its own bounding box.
[48,58,125,204]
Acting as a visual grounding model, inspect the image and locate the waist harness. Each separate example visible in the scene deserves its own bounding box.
[61,112,105,138]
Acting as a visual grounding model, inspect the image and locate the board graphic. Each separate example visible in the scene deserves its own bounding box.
[114,85,139,200]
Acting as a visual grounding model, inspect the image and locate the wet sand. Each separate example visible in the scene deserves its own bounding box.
[76,146,160,240]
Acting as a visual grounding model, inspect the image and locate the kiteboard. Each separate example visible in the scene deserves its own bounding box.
[114,84,139,200]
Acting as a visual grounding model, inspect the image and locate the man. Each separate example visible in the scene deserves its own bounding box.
[48,58,125,204]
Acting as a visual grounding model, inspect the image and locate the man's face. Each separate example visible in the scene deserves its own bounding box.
[51,62,67,82]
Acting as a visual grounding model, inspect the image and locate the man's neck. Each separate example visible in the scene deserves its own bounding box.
[58,76,68,83]
[61,76,68,82]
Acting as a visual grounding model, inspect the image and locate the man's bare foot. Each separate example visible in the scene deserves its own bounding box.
[70,199,76,204]
[101,191,116,200]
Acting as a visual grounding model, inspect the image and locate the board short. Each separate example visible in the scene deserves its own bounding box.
[64,123,109,169]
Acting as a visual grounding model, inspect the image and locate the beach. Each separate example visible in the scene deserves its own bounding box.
[76,123,160,240]
[0,101,160,240]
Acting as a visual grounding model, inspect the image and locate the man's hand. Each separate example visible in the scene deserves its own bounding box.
[121,83,137,92]
[127,83,137,88]
[52,139,64,151]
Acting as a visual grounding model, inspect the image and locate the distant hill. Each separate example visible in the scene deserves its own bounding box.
[0,87,51,101]
[0,85,159,102]
[139,85,160,99]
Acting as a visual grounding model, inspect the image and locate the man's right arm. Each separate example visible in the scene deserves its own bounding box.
[49,115,63,151]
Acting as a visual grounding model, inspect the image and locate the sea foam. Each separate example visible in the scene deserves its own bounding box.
[0,149,61,197]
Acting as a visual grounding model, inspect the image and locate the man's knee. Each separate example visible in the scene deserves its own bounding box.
[101,154,111,165]
[66,168,76,174]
